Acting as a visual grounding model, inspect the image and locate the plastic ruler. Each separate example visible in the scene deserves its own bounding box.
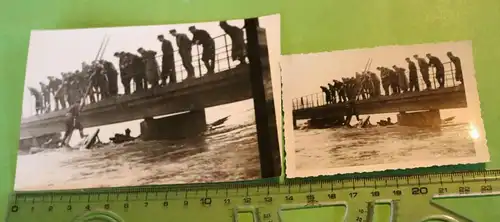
[6,170,500,222]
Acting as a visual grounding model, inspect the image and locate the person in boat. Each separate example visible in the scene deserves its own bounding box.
[377,117,394,126]
[61,98,86,147]
[109,128,135,144]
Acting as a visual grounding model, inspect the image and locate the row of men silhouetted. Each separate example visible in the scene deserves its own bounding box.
[29,21,247,116]
[314,51,463,107]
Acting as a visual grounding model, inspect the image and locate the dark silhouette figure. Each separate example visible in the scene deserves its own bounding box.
[39,82,51,112]
[28,87,43,115]
[129,53,148,92]
[406,58,420,92]
[320,86,332,104]
[333,80,347,102]
[447,51,463,84]
[114,52,132,95]
[378,67,390,96]
[327,83,336,103]
[138,47,160,89]
[158,34,176,85]
[170,29,195,79]
[427,53,445,88]
[219,21,247,65]
[47,76,66,110]
[344,100,360,127]
[368,71,381,97]
[393,66,408,93]
[110,128,135,144]
[189,26,216,75]
[102,61,119,96]
[90,62,110,99]
[414,54,432,90]
[61,98,86,147]
[388,68,400,94]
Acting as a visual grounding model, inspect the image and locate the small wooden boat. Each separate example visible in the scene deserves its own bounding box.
[208,116,230,129]
[442,116,456,123]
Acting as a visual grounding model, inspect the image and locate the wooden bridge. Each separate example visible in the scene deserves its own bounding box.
[20,28,269,139]
[292,63,468,126]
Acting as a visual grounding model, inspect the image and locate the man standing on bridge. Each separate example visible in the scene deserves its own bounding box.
[406,57,420,92]
[170,29,195,79]
[48,76,66,110]
[61,98,86,147]
[447,51,463,85]
[219,21,247,65]
[157,34,176,85]
[28,87,43,115]
[393,65,408,93]
[320,86,332,104]
[102,60,119,96]
[413,54,432,90]
[388,67,400,94]
[114,51,132,95]
[189,26,216,75]
[426,53,445,88]
[39,82,51,113]
[377,67,390,96]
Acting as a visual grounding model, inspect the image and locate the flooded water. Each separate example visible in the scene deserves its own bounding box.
[294,120,476,171]
[15,100,260,191]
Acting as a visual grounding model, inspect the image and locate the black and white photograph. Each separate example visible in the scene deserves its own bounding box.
[282,41,489,178]
[16,14,282,190]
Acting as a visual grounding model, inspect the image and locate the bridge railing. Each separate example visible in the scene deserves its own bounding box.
[129,29,248,92]
[292,61,460,111]
[26,28,249,117]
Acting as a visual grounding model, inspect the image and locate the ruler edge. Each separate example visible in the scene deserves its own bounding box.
[9,170,499,196]
[7,172,500,221]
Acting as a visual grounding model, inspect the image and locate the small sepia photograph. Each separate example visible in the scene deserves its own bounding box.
[16,14,282,191]
[282,41,489,178]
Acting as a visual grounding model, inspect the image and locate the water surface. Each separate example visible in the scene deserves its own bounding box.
[294,122,475,171]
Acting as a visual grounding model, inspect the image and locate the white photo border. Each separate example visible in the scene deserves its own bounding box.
[281,40,490,178]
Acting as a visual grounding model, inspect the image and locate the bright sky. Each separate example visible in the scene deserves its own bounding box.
[282,41,483,124]
[21,16,278,118]
[283,41,475,98]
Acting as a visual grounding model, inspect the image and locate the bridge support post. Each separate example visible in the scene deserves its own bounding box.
[140,109,207,141]
[397,110,441,128]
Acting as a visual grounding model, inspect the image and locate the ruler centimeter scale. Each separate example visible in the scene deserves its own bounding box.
[6,170,500,222]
